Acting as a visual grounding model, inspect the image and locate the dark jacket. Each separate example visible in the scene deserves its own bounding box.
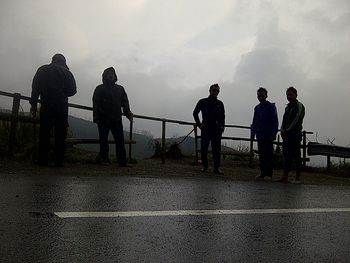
[193,95,225,130]
[281,100,305,135]
[252,101,279,141]
[30,62,77,109]
[92,68,131,123]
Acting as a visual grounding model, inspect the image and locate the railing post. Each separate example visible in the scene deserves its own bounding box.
[128,120,133,161]
[194,124,198,164]
[161,120,166,164]
[8,93,21,156]
[302,130,307,168]
[326,154,331,172]
[249,124,254,166]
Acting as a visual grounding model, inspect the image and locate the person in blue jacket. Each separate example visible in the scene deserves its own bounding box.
[252,87,279,179]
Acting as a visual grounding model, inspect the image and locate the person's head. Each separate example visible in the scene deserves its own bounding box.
[257,87,267,102]
[286,86,298,103]
[102,67,118,85]
[209,83,220,98]
[52,53,68,69]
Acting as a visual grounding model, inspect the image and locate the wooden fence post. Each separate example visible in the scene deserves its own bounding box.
[128,120,133,161]
[8,93,21,156]
[161,120,166,164]
[194,124,198,165]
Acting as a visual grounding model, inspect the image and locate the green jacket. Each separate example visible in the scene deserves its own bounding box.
[281,100,305,133]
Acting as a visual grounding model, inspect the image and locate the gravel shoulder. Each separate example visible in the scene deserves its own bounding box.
[1,156,350,186]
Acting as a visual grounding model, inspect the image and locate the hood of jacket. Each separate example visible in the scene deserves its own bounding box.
[102,67,117,85]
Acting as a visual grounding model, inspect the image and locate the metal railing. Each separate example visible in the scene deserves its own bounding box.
[0,90,313,166]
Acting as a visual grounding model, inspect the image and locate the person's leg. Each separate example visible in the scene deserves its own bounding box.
[53,107,68,166]
[200,129,210,171]
[53,119,67,166]
[266,140,274,178]
[38,119,51,165]
[257,140,266,177]
[38,108,52,165]
[276,138,292,182]
[97,122,110,163]
[111,121,127,166]
[257,140,271,178]
[293,134,302,181]
[211,131,222,173]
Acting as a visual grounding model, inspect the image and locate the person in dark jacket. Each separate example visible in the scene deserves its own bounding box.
[30,53,77,166]
[276,86,305,184]
[252,87,279,180]
[193,84,225,174]
[93,67,133,166]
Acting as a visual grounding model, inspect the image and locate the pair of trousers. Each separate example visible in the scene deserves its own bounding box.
[257,140,274,177]
[38,105,68,165]
[282,132,302,174]
[97,121,126,166]
[201,128,222,170]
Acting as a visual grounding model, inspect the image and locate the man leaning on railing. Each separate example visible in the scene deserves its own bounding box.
[30,54,77,167]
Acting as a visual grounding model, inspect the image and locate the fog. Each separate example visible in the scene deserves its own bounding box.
[1,0,349,157]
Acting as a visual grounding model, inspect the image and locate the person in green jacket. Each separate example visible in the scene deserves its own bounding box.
[276,86,305,184]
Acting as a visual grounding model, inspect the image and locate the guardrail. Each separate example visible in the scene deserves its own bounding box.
[308,142,350,171]
[0,90,313,166]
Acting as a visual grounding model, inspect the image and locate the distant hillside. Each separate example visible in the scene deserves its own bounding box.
[68,116,237,159]
[68,116,154,159]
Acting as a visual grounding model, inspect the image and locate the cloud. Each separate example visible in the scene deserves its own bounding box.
[0,0,349,148]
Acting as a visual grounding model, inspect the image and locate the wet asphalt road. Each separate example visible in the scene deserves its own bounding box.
[1,173,350,263]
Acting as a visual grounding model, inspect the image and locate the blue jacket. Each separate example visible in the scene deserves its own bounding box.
[252,101,278,141]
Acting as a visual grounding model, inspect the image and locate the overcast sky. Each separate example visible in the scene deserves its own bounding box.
[1,0,349,146]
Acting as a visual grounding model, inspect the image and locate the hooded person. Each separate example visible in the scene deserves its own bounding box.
[92,67,133,166]
[30,53,77,166]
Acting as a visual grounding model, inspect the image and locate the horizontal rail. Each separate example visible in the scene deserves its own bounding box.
[66,138,136,145]
[0,112,39,123]
[0,90,315,165]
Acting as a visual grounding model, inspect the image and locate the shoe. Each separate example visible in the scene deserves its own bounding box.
[214,168,224,175]
[275,177,288,183]
[291,179,301,184]
[100,161,110,166]
[201,167,208,173]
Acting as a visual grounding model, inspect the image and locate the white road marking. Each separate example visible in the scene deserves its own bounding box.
[54,207,350,218]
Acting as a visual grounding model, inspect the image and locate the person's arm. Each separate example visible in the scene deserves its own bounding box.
[271,103,279,139]
[121,88,133,121]
[92,88,99,123]
[193,100,202,128]
[30,68,41,117]
[251,107,257,139]
[65,70,77,97]
[220,101,225,133]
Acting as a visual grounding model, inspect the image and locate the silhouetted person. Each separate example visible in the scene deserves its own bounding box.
[276,86,305,184]
[30,53,77,167]
[193,84,225,174]
[93,67,133,167]
[252,87,278,180]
